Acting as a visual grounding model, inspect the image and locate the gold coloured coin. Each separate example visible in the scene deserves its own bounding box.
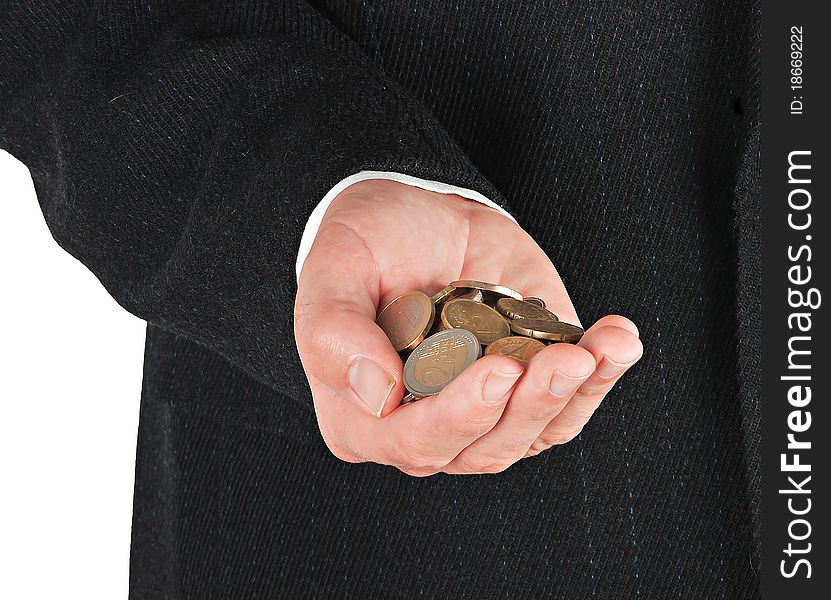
[496,298,558,321]
[430,285,457,304]
[403,329,481,397]
[510,318,584,342]
[450,280,523,302]
[430,284,483,306]
[485,336,546,365]
[376,291,435,352]
[427,315,451,337]
[441,298,510,346]
[523,296,546,308]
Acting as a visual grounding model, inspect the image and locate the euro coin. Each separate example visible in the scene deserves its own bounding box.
[375,291,435,352]
[450,280,523,302]
[485,336,546,364]
[509,318,584,342]
[403,329,482,397]
[430,285,457,304]
[441,298,510,346]
[401,392,422,405]
[496,297,558,321]
[427,316,451,337]
[430,284,483,306]
[523,296,546,308]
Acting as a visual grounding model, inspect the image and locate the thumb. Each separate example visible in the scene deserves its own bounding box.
[294,222,404,417]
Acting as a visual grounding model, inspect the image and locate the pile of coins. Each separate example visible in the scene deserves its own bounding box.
[375,280,584,404]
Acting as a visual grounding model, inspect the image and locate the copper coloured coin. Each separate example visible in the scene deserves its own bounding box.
[427,315,451,337]
[375,291,435,352]
[432,284,483,305]
[441,298,510,346]
[523,296,546,308]
[510,318,584,342]
[430,285,457,305]
[403,329,482,397]
[450,280,523,302]
[495,298,558,321]
[485,336,546,365]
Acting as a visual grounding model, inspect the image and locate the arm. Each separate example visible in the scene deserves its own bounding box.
[2,2,642,475]
[0,1,500,408]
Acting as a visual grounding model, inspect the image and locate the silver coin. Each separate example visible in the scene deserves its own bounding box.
[453,288,484,303]
[403,329,482,397]
[400,392,422,405]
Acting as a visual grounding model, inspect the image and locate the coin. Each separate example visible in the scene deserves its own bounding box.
[375,291,436,352]
[430,284,483,306]
[454,288,484,303]
[427,315,451,336]
[403,329,482,397]
[523,296,546,308]
[509,318,584,342]
[485,336,546,364]
[496,298,558,321]
[430,285,457,304]
[450,280,523,302]
[401,392,422,405]
[441,298,510,346]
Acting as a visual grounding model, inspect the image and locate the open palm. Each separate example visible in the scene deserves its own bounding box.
[295,179,642,476]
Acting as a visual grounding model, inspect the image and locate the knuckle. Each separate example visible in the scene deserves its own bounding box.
[297,307,360,358]
[394,433,441,471]
[478,461,512,474]
[457,453,514,475]
[570,403,603,423]
[459,404,502,435]
[294,314,328,356]
[539,427,583,448]
[526,407,559,423]
[407,455,440,471]
[575,381,612,398]
[398,466,439,478]
[498,438,531,454]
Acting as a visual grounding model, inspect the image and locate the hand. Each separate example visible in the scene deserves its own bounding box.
[294,179,642,476]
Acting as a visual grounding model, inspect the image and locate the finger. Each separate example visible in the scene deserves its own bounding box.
[444,342,595,474]
[532,323,642,450]
[295,221,404,417]
[586,314,640,337]
[343,354,524,471]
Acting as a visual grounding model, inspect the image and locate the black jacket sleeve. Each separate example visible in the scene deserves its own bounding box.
[0,1,502,408]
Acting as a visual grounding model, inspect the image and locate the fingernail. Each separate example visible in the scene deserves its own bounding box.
[348,358,395,417]
[548,370,589,398]
[596,356,636,380]
[482,369,522,405]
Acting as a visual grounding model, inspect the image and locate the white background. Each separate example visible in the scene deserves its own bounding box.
[0,151,145,598]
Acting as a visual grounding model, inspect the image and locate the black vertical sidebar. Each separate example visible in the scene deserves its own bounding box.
[761,2,830,598]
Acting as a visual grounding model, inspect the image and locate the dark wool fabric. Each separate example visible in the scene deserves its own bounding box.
[1,1,762,598]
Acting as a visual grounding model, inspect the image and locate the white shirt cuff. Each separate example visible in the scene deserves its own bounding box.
[296,170,515,281]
